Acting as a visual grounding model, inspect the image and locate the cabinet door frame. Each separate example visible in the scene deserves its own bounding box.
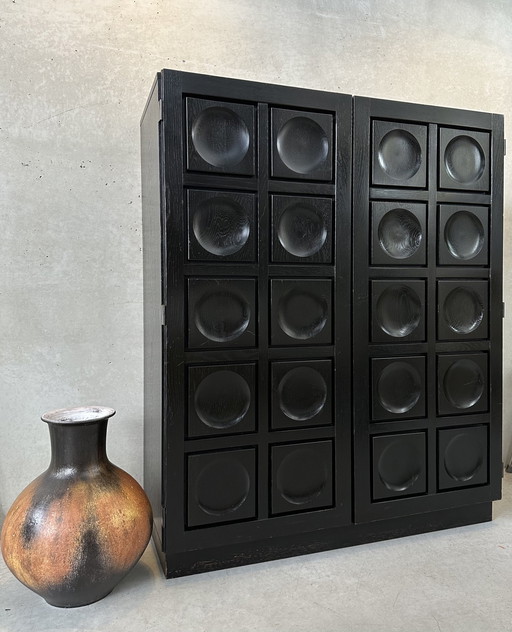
[352,96,503,523]
[159,70,353,573]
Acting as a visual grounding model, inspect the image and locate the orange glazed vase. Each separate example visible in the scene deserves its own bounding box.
[0,406,152,607]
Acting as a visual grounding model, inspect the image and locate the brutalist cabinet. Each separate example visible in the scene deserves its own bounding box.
[141,70,503,578]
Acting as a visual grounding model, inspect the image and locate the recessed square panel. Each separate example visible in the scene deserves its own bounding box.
[188,278,257,349]
[371,201,427,266]
[371,280,426,343]
[271,108,333,181]
[438,205,489,266]
[186,97,255,175]
[437,353,488,416]
[372,120,427,188]
[271,195,333,264]
[371,356,426,421]
[271,440,333,515]
[438,128,490,192]
[188,363,257,438]
[438,425,488,491]
[187,189,256,262]
[437,280,488,341]
[270,279,333,346]
[372,432,427,500]
[187,448,256,527]
[271,359,333,430]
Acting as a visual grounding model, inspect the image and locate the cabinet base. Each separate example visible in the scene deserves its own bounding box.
[156,502,492,578]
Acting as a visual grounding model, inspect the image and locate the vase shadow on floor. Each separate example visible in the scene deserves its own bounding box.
[110,558,157,598]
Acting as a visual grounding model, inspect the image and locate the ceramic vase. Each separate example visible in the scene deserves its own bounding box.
[0,406,152,607]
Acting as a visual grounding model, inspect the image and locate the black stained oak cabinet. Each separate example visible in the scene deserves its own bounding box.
[141,70,504,578]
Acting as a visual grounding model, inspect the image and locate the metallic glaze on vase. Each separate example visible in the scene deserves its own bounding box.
[0,407,153,607]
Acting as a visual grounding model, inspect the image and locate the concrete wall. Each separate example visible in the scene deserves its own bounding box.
[1,0,511,516]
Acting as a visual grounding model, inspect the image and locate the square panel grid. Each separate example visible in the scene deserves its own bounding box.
[143,70,503,578]
[159,70,352,564]
[353,97,503,523]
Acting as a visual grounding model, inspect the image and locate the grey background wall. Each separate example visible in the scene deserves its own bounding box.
[1,0,511,517]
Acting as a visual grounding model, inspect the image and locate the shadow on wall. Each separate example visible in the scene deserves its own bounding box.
[504,366,512,471]
[0,456,7,527]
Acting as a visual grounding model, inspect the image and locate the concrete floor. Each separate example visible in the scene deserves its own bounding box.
[2,476,512,632]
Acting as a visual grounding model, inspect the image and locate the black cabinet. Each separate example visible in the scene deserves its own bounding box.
[142,70,503,578]
[353,96,503,524]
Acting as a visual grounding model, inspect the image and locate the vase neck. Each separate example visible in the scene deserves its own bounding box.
[47,420,109,472]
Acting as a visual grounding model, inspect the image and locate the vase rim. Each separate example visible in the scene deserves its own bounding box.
[41,406,116,425]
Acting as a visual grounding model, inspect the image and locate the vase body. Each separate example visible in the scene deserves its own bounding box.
[0,406,153,607]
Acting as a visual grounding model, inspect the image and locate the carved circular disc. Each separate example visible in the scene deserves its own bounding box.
[277,289,328,340]
[443,287,483,334]
[377,440,422,492]
[376,285,421,337]
[193,197,250,256]
[276,117,329,174]
[276,448,328,505]
[191,107,250,168]
[378,129,422,181]
[377,362,422,414]
[378,209,422,259]
[278,367,327,421]
[443,359,484,409]
[195,371,251,429]
[444,433,483,482]
[196,458,250,516]
[277,203,327,257]
[194,290,250,342]
[444,211,484,260]
[444,135,485,184]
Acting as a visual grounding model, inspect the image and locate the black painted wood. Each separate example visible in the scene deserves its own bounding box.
[352,96,503,524]
[141,71,503,578]
[165,502,492,578]
[143,70,352,577]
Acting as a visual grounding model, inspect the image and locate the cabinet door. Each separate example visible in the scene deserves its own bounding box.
[352,97,503,523]
[160,70,352,575]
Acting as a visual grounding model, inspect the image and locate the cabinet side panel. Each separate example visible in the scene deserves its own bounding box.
[490,112,504,497]
[141,76,164,560]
